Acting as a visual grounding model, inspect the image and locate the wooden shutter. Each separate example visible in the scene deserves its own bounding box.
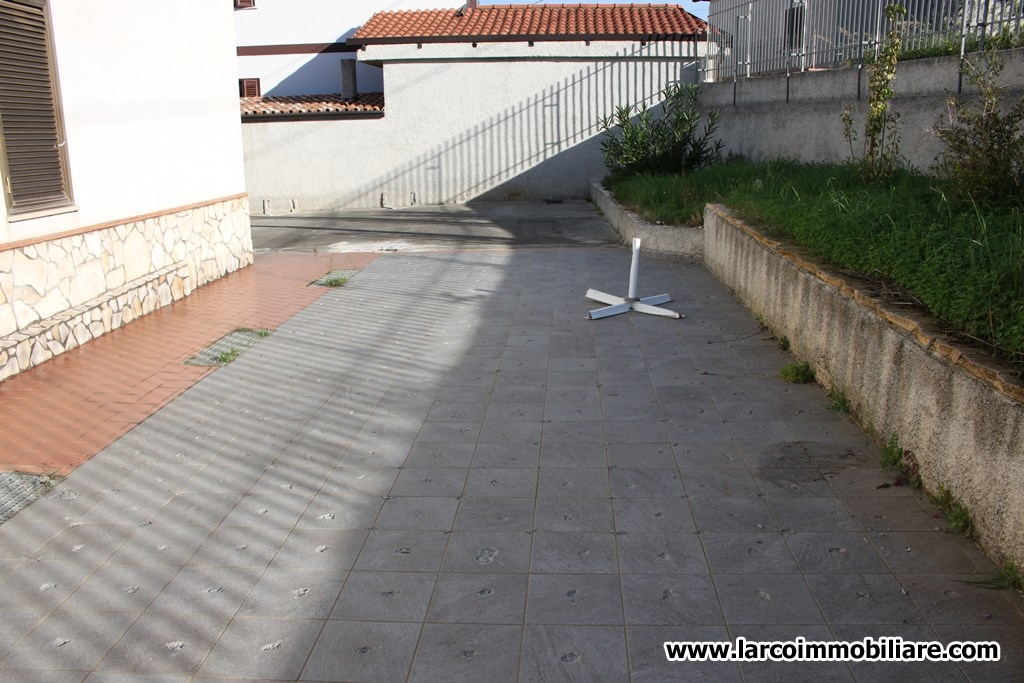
[0,0,72,214]
[239,78,261,97]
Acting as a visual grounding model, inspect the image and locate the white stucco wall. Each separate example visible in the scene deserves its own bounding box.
[242,40,703,211]
[237,53,386,97]
[234,0,455,96]
[0,0,247,245]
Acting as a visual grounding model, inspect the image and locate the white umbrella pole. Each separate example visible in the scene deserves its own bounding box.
[627,238,640,301]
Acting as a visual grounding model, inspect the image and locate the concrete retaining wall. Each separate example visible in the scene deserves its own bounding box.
[0,196,254,380]
[703,203,1024,567]
[590,183,703,258]
[699,47,1024,171]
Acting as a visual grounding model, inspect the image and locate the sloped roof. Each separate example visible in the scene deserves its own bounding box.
[350,4,705,45]
[240,93,385,119]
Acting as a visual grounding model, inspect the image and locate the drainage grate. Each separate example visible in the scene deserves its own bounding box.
[184,328,272,366]
[0,472,56,525]
[311,269,360,287]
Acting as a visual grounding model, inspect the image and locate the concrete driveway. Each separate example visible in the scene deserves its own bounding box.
[250,201,618,253]
[2,202,1022,681]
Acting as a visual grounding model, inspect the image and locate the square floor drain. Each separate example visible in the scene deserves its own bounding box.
[0,472,56,525]
[312,269,360,287]
[184,328,272,366]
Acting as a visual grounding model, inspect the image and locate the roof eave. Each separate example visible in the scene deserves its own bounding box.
[350,32,705,48]
[241,111,386,122]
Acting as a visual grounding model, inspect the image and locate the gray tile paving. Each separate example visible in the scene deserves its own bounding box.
[2,231,1024,682]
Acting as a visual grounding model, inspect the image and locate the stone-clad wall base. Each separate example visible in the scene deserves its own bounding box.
[0,264,181,379]
[703,203,1024,568]
[0,196,252,381]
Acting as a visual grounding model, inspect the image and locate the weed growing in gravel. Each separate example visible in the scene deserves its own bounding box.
[217,348,239,364]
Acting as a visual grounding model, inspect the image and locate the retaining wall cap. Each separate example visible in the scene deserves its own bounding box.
[707,203,1024,405]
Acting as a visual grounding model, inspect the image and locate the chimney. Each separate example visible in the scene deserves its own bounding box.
[466,1,477,9]
[341,59,358,99]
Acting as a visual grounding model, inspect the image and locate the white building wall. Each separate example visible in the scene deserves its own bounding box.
[1,0,247,244]
[234,0,454,96]
[0,0,252,379]
[242,40,702,211]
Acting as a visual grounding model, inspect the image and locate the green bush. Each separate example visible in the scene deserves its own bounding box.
[933,51,1024,207]
[599,83,723,176]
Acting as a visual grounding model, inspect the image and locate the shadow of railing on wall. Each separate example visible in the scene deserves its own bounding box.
[250,40,703,211]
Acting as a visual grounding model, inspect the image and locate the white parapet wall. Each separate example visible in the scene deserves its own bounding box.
[702,203,1024,567]
[242,41,701,212]
[698,48,1024,172]
[0,197,253,380]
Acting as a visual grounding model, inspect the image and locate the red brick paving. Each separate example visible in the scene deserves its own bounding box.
[0,251,377,476]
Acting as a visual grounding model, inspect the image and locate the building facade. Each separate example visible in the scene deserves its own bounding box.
[241,3,708,212]
[0,0,253,380]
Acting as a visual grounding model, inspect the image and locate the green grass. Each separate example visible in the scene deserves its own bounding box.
[999,562,1024,590]
[963,561,1024,590]
[899,31,1024,61]
[931,485,976,538]
[324,276,348,288]
[238,327,273,338]
[604,160,1024,362]
[217,348,239,364]
[779,362,815,383]
[881,435,904,470]
[880,435,923,489]
[826,388,852,413]
[604,171,710,226]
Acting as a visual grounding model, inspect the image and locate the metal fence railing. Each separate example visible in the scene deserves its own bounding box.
[705,0,1024,82]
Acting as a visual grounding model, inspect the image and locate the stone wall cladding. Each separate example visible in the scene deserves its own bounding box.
[0,196,253,380]
[703,203,1024,568]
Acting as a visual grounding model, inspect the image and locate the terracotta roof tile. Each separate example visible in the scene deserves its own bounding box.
[240,93,385,118]
[351,4,705,44]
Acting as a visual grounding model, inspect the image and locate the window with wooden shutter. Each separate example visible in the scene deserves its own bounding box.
[239,78,261,98]
[0,0,73,216]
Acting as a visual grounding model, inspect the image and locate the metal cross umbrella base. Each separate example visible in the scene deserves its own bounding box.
[586,238,684,320]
